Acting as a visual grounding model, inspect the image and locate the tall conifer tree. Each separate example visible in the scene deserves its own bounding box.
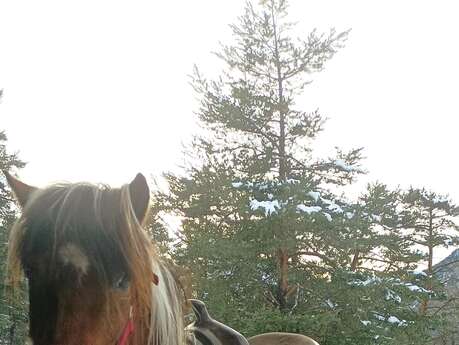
[0,91,28,344]
[153,2,451,343]
[167,0,360,308]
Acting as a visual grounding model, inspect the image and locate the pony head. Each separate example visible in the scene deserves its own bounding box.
[4,172,183,345]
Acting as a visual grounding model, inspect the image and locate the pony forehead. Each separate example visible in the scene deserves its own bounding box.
[21,182,127,232]
[16,182,135,280]
[26,182,117,213]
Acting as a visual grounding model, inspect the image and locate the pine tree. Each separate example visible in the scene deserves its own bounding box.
[185,0,361,309]
[152,2,447,344]
[347,183,422,273]
[0,135,28,343]
[400,188,459,284]
[155,0,364,338]
[396,187,459,342]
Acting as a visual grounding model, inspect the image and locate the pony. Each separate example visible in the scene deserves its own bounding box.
[248,333,319,345]
[184,300,319,345]
[185,299,248,345]
[3,171,185,345]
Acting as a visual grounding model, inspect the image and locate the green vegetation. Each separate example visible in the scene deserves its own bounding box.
[0,118,28,344]
[152,1,459,344]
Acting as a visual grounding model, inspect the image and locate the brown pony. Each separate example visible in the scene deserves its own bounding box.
[4,171,185,345]
[248,333,319,345]
[183,299,319,345]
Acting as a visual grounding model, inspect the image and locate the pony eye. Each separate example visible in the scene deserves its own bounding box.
[114,272,130,290]
[24,267,32,278]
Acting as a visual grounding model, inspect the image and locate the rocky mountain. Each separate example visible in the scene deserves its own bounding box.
[432,249,459,345]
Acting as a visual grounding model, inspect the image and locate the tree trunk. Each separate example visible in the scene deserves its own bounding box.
[277,248,289,309]
[421,208,434,314]
[271,2,289,311]
[350,250,360,271]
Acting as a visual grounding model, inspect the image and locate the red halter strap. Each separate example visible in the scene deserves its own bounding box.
[117,307,135,345]
[117,273,159,345]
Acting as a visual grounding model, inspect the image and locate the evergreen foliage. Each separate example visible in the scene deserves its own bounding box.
[153,1,459,344]
[0,123,28,344]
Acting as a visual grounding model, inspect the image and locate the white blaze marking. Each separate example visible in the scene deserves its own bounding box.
[59,243,89,275]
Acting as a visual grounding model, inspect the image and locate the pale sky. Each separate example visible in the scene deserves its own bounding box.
[1,1,458,262]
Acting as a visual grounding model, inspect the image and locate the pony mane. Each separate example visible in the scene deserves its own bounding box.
[7,181,184,345]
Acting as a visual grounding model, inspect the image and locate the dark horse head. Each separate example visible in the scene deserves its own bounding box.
[4,172,184,345]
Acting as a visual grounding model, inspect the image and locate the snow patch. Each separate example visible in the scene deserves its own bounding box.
[433,196,449,204]
[297,205,322,214]
[250,199,280,216]
[349,276,382,286]
[325,299,335,309]
[371,214,382,222]
[387,316,407,327]
[335,159,357,172]
[345,212,354,219]
[385,289,401,303]
[373,313,385,321]
[327,202,343,214]
[403,283,430,293]
[308,191,320,202]
[322,212,332,222]
[411,269,427,277]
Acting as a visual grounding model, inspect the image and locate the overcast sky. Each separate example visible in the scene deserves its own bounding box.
[1,1,458,262]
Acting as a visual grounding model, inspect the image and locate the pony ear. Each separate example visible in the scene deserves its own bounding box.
[129,173,150,224]
[2,171,38,208]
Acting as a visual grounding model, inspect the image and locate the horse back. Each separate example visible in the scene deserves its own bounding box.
[248,332,319,345]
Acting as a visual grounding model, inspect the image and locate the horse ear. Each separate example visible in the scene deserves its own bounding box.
[2,171,38,208]
[129,173,150,224]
